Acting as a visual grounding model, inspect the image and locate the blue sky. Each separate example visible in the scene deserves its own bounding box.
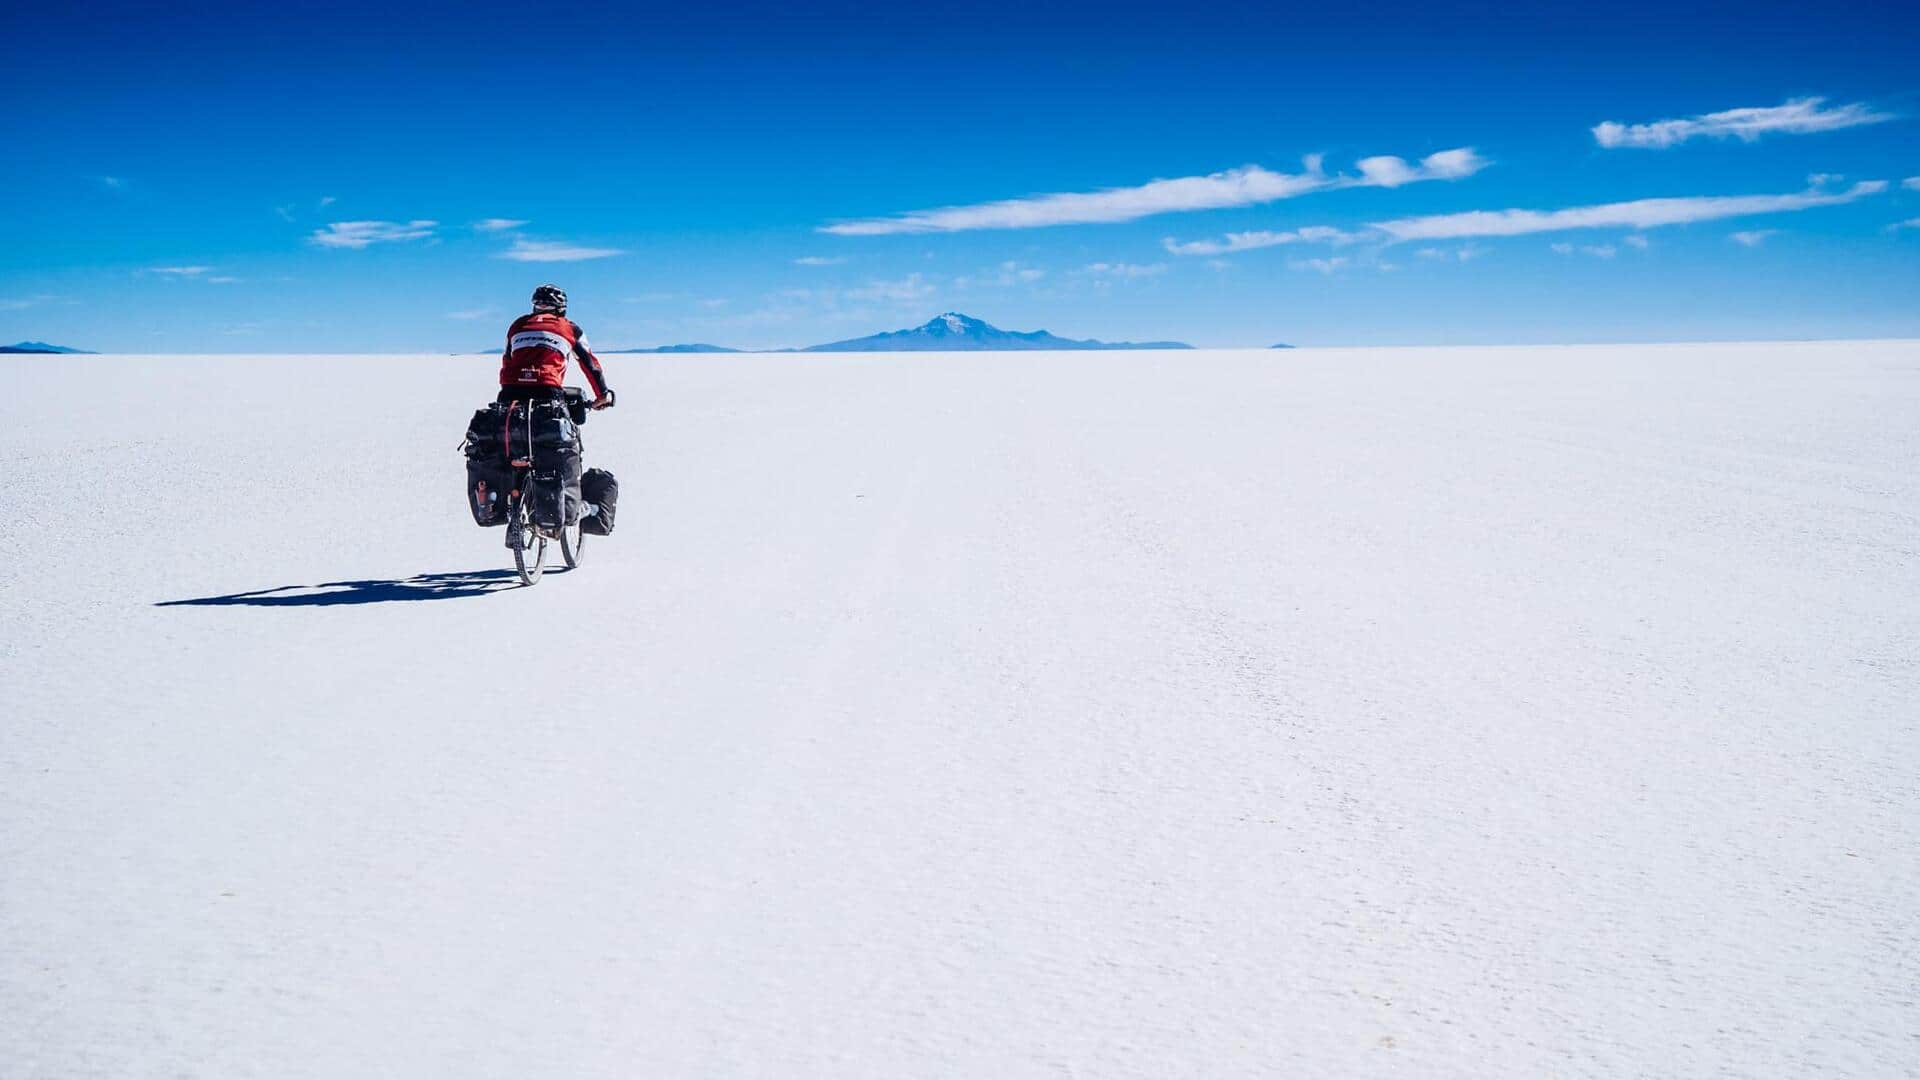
[4,0,1917,351]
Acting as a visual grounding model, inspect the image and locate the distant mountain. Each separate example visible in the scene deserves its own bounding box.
[1,340,93,354]
[801,313,1191,352]
[607,343,742,354]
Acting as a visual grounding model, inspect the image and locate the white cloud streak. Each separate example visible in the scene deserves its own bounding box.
[150,266,212,276]
[496,238,625,262]
[310,220,438,249]
[1415,245,1485,262]
[843,274,936,302]
[1169,181,1887,255]
[1372,181,1887,241]
[474,218,528,232]
[821,148,1486,235]
[793,256,847,266]
[1163,225,1358,256]
[1729,230,1778,247]
[1904,177,1920,192]
[1593,97,1893,149]
[1083,262,1167,278]
[1289,257,1349,275]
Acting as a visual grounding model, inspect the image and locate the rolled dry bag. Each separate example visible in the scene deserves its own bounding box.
[581,468,618,536]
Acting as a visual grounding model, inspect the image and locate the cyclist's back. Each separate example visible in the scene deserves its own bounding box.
[499,284,613,407]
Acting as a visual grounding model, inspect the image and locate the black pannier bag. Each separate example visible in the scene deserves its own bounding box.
[527,400,578,451]
[462,405,513,527]
[526,453,584,529]
[462,399,584,528]
[526,469,567,528]
[466,458,515,526]
[464,405,507,458]
[527,400,584,526]
[580,467,619,536]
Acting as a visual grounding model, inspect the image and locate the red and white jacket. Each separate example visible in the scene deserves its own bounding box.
[499,312,611,397]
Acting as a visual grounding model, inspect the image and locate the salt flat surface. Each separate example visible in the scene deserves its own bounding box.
[2,343,1916,1078]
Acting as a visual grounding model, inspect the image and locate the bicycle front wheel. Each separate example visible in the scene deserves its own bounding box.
[511,500,547,585]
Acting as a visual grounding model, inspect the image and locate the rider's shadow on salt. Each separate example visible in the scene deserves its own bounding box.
[156,569,553,608]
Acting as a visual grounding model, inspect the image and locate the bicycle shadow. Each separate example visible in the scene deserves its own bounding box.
[156,568,557,608]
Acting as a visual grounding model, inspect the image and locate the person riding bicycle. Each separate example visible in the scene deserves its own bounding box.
[499,283,615,408]
[491,283,615,555]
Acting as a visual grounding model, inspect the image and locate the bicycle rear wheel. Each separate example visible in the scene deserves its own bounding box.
[560,516,585,569]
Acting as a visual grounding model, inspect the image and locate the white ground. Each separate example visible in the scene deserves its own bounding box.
[3,343,1916,1078]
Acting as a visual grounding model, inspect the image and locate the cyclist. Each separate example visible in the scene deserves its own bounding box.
[494,283,614,551]
[499,283,615,408]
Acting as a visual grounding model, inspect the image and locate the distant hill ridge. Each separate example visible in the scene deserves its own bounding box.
[509,314,1193,354]
[1,340,93,354]
[606,343,742,354]
[801,312,1190,352]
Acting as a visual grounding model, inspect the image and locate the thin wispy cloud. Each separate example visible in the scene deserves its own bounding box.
[0,294,57,310]
[793,256,847,266]
[1593,97,1892,149]
[1904,177,1920,192]
[1414,245,1485,262]
[447,308,493,320]
[1163,225,1357,256]
[1729,230,1778,247]
[1083,262,1167,278]
[1551,242,1617,258]
[496,238,625,262]
[310,220,438,249]
[844,274,936,302]
[820,148,1486,235]
[207,276,242,284]
[99,176,127,190]
[277,196,340,222]
[1622,234,1650,249]
[150,265,213,276]
[1371,181,1887,241]
[993,261,1046,285]
[474,218,528,232]
[1289,257,1349,275]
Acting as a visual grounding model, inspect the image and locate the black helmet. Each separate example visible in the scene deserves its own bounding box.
[531,283,567,314]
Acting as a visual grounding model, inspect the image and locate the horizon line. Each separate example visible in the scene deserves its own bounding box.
[15,335,1920,356]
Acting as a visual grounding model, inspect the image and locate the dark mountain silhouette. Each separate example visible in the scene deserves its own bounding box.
[1,341,93,354]
[801,313,1191,352]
